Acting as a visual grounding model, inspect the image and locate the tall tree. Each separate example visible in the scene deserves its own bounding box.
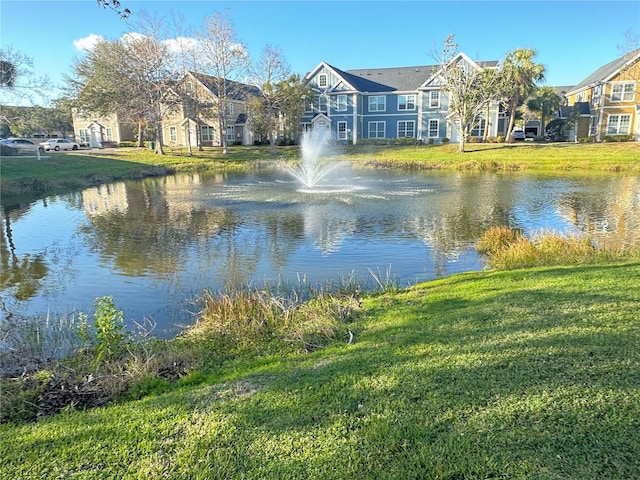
[197,11,250,154]
[499,48,546,141]
[249,46,293,155]
[0,46,50,106]
[69,39,146,147]
[436,35,501,153]
[69,13,181,152]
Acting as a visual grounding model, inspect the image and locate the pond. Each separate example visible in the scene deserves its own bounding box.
[2,165,639,336]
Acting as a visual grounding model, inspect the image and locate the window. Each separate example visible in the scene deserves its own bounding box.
[470,119,486,137]
[201,125,215,141]
[105,128,113,142]
[429,90,440,108]
[337,95,347,111]
[226,126,235,142]
[428,119,439,138]
[225,103,234,116]
[337,121,347,140]
[318,96,328,112]
[318,74,328,88]
[185,81,193,92]
[610,83,635,102]
[606,114,631,135]
[169,127,177,143]
[398,95,416,110]
[79,129,90,144]
[368,121,385,138]
[304,98,313,112]
[369,96,386,112]
[397,120,415,138]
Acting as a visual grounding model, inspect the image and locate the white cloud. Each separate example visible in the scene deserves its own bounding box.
[164,36,199,54]
[73,34,105,52]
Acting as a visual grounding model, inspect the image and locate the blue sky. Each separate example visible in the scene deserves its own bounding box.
[1,0,638,106]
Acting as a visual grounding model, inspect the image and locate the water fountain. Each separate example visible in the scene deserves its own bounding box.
[286,130,343,189]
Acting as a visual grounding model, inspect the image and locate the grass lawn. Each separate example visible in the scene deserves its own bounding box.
[2,262,639,479]
[2,142,639,205]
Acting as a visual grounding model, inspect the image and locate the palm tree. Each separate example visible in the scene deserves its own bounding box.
[526,86,563,138]
[500,49,545,141]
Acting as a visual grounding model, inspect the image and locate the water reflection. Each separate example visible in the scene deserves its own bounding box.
[1,169,638,335]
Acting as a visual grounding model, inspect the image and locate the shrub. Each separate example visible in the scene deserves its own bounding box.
[484,136,498,143]
[427,138,435,145]
[496,136,506,143]
[93,296,127,367]
[441,137,450,143]
[602,134,634,142]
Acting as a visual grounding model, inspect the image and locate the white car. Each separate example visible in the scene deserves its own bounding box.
[0,138,43,154]
[39,138,80,151]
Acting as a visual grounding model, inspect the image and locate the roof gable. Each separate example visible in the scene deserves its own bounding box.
[567,49,640,95]
[421,52,497,88]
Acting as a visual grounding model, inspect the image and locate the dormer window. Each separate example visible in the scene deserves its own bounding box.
[318,74,328,88]
[185,81,193,93]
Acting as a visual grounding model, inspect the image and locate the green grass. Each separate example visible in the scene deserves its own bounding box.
[2,142,639,204]
[2,262,639,479]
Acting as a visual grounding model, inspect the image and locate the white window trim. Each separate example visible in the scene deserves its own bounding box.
[337,95,347,112]
[201,125,215,141]
[397,120,415,138]
[398,94,416,111]
[428,119,439,138]
[610,82,635,102]
[606,114,631,135]
[169,126,177,143]
[226,126,235,142]
[369,95,386,112]
[429,90,440,108]
[368,121,385,138]
[337,121,347,140]
[318,74,328,88]
[318,96,328,113]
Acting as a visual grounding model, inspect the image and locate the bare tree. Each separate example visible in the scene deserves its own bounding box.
[197,11,250,154]
[436,35,501,153]
[0,46,50,106]
[249,46,292,154]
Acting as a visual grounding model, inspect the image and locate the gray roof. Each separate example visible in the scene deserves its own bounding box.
[326,60,498,93]
[568,49,640,94]
[190,72,261,100]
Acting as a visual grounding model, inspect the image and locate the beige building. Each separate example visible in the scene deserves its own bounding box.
[72,111,137,148]
[72,72,260,149]
[564,49,640,142]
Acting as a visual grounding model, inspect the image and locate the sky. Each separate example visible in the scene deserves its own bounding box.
[1,0,639,106]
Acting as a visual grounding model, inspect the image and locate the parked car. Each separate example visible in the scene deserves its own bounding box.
[511,129,526,141]
[0,138,43,154]
[39,138,80,151]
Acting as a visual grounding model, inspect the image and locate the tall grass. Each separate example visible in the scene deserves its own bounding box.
[477,226,640,270]
[191,275,369,353]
